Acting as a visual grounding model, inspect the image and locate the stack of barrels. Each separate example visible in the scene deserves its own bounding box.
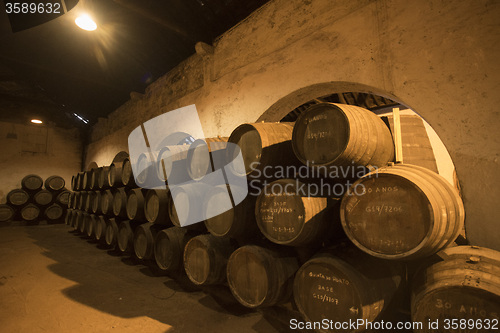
[64,103,499,331]
[0,174,70,224]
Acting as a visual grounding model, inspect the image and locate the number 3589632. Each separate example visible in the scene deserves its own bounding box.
[5,2,61,14]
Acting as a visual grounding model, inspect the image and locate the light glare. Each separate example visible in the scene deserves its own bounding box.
[31,119,43,124]
[75,14,97,31]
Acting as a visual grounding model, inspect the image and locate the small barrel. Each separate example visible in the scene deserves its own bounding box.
[186,137,228,181]
[97,167,110,190]
[156,145,191,183]
[134,151,161,188]
[108,162,124,188]
[227,245,299,308]
[94,215,108,242]
[84,191,96,212]
[411,246,500,332]
[183,234,235,285]
[21,174,44,192]
[293,246,403,328]
[21,203,40,222]
[79,212,89,234]
[34,189,54,207]
[340,164,465,260]
[292,103,395,170]
[44,175,66,192]
[105,217,120,248]
[255,179,341,246]
[56,190,71,207]
[204,185,257,238]
[112,187,128,218]
[121,158,137,188]
[44,203,64,222]
[117,220,142,254]
[0,204,15,222]
[226,122,299,178]
[126,188,147,221]
[100,189,114,216]
[7,189,29,207]
[134,222,164,260]
[154,227,197,272]
[144,189,170,224]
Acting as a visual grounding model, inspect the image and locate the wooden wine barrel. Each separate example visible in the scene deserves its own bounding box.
[0,204,15,222]
[71,192,79,209]
[64,209,74,225]
[79,212,89,234]
[341,164,465,260]
[154,227,197,272]
[126,188,146,221]
[112,187,128,218]
[100,189,114,216]
[144,189,170,224]
[108,162,124,188]
[87,168,99,190]
[21,174,44,191]
[292,103,394,171]
[133,222,164,260]
[293,246,403,330]
[133,151,160,188]
[227,245,299,308]
[183,234,235,285]
[94,215,107,242]
[91,191,101,214]
[168,183,210,228]
[204,185,257,238]
[105,217,120,248]
[56,190,71,207]
[121,157,137,188]
[71,210,80,229]
[21,203,40,222]
[97,167,110,190]
[34,189,53,206]
[82,171,92,190]
[411,246,500,332]
[156,145,191,183]
[71,175,77,191]
[7,189,29,206]
[44,175,66,192]
[86,214,97,237]
[44,203,64,222]
[226,122,300,178]
[117,220,142,254]
[84,190,96,212]
[75,172,84,191]
[78,191,88,210]
[255,179,342,246]
[186,137,228,181]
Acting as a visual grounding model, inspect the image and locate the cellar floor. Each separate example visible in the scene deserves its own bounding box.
[0,224,293,333]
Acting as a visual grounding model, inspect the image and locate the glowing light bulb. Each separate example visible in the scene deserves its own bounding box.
[31,119,43,124]
[75,14,97,31]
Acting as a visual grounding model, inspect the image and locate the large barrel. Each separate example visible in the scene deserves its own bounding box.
[70,175,77,191]
[144,189,170,224]
[156,145,191,184]
[7,189,29,207]
[87,168,100,190]
[126,188,147,221]
[340,164,465,260]
[84,190,96,212]
[84,214,97,237]
[0,204,15,222]
[226,122,299,178]
[91,190,101,214]
[71,192,80,209]
[134,151,160,188]
[121,157,137,188]
[183,234,235,285]
[204,185,257,238]
[75,172,84,191]
[82,171,93,190]
[117,220,142,254]
[112,187,128,218]
[154,227,197,272]
[293,246,403,331]
[21,203,40,222]
[64,209,74,225]
[186,137,228,181]
[21,174,44,191]
[34,189,53,206]
[79,212,89,234]
[168,183,210,228]
[227,245,299,308]
[255,179,342,246]
[133,222,164,260]
[411,246,500,332]
[108,162,124,188]
[100,189,114,216]
[77,191,87,210]
[56,190,71,207]
[71,210,81,229]
[97,167,110,190]
[44,203,64,222]
[292,103,394,171]
[44,175,66,192]
[105,217,120,248]
[94,215,108,242]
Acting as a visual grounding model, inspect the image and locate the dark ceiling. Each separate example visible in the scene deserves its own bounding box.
[0,0,268,127]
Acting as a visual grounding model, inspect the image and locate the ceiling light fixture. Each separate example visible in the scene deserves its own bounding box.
[75,14,97,31]
[31,119,43,124]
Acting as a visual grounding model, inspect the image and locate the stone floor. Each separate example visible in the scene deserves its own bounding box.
[0,224,299,333]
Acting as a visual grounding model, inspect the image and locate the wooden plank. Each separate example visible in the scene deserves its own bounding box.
[392,107,404,163]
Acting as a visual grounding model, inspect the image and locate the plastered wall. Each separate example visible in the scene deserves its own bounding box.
[85,0,500,250]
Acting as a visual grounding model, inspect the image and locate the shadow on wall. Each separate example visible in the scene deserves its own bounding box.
[24,226,299,333]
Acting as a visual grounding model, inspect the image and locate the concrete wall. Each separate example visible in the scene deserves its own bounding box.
[0,121,82,203]
[85,0,500,250]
